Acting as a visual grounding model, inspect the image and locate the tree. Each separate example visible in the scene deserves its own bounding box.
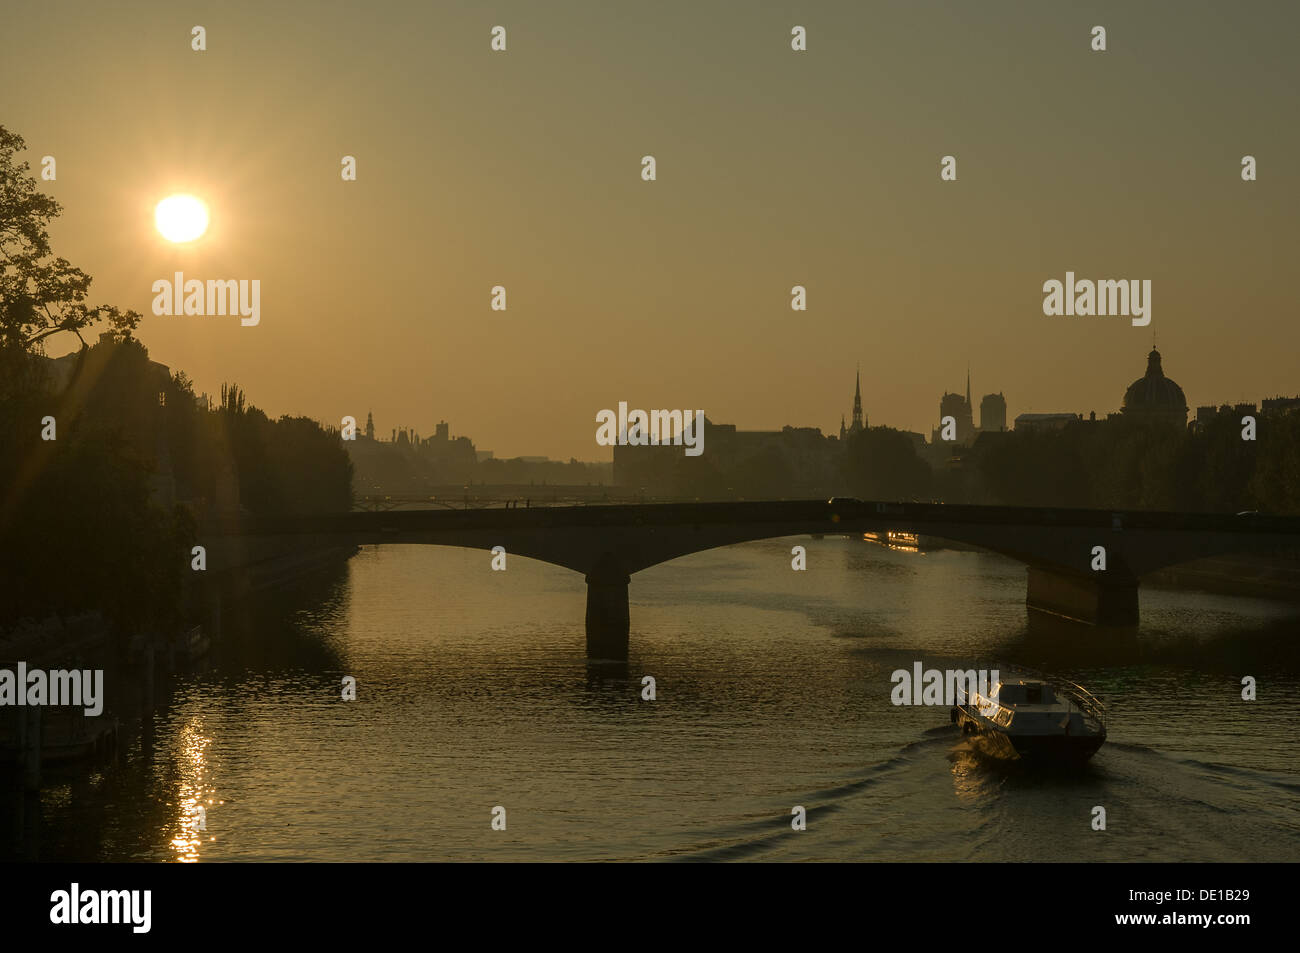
[840,427,932,500]
[1250,410,1300,514]
[0,125,141,353]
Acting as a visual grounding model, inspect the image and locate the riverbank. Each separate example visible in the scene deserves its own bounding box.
[0,541,357,795]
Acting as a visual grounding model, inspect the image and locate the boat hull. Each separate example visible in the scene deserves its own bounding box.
[953,706,1105,763]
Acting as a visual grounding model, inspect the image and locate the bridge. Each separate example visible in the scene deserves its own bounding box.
[199,500,1300,660]
[352,489,646,512]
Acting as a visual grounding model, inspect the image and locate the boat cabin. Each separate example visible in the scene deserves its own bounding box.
[993,680,1058,706]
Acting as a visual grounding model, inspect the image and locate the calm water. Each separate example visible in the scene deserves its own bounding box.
[7,537,1300,861]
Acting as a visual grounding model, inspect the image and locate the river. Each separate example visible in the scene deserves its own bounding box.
[5,536,1299,861]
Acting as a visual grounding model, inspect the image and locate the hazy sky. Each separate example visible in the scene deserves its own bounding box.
[4,0,1297,460]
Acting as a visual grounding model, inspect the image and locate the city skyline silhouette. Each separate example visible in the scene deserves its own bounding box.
[5,0,1297,460]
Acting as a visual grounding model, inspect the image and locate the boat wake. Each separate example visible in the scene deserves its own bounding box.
[661,728,1299,862]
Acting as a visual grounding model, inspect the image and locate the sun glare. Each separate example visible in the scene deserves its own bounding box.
[155,194,209,243]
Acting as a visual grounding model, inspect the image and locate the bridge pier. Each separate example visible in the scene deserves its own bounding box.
[1026,566,1139,626]
[585,571,630,661]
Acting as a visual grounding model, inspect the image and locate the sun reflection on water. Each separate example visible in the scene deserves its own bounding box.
[169,719,217,862]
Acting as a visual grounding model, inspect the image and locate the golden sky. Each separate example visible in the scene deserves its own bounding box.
[5,0,1297,459]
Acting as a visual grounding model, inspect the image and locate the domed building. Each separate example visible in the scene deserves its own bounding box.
[1121,348,1188,428]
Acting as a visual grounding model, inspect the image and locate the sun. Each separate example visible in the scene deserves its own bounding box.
[155,194,209,243]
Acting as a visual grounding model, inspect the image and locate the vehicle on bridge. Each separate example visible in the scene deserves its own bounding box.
[951,672,1107,764]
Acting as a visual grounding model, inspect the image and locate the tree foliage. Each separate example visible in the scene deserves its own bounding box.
[0,125,141,353]
[964,412,1300,514]
[840,427,933,501]
[0,126,352,635]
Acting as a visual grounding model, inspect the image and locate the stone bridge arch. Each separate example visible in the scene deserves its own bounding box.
[200,501,1300,659]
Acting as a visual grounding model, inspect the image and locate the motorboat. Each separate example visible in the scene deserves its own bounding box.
[951,671,1106,762]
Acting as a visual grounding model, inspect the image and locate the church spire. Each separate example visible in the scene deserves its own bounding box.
[851,365,864,432]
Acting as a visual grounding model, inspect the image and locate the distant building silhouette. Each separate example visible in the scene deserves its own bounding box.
[932,369,975,447]
[1014,412,1079,434]
[1192,402,1256,433]
[1262,396,1300,414]
[1187,395,1300,432]
[349,413,478,491]
[840,368,867,439]
[1122,348,1188,428]
[979,392,1007,433]
[614,415,836,495]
